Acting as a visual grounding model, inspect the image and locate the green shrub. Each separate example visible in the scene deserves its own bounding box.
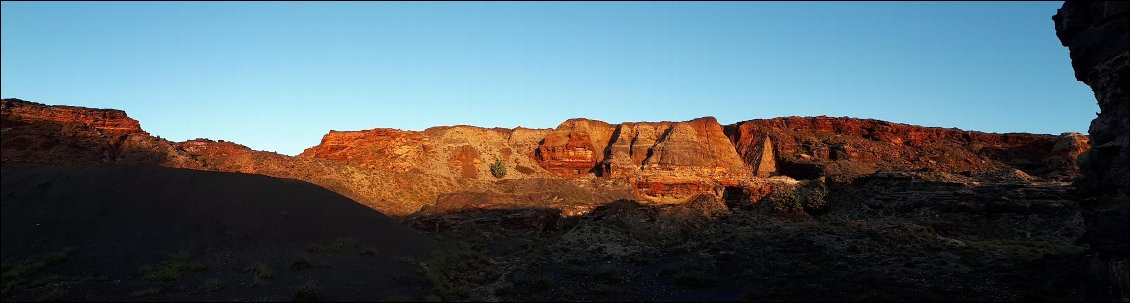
[140,251,206,282]
[289,256,315,272]
[801,182,829,212]
[294,280,318,302]
[200,278,224,293]
[417,250,497,300]
[324,238,359,254]
[1,248,73,296]
[246,263,275,286]
[490,159,507,178]
[764,181,828,217]
[38,287,67,302]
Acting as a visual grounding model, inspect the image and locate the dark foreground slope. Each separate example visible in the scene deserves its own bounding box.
[0,164,442,301]
[405,174,1088,301]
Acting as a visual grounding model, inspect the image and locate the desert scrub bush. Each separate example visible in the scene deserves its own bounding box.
[418,249,498,300]
[140,251,206,282]
[1,247,73,296]
[246,263,275,286]
[200,278,224,293]
[763,181,828,218]
[289,256,315,271]
[38,286,67,302]
[490,159,507,178]
[323,238,359,254]
[801,181,829,212]
[294,280,318,302]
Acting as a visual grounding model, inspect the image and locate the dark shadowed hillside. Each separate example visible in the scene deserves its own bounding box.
[1,164,443,301]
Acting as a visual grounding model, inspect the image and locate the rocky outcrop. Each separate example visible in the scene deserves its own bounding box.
[725,116,1088,183]
[299,117,754,204]
[2,99,142,134]
[298,128,432,172]
[1,98,199,167]
[600,117,752,203]
[534,119,616,177]
[1054,1,1129,301]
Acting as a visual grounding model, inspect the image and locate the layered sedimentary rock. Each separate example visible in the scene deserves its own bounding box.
[1,99,142,134]
[1054,1,1129,301]
[300,125,553,181]
[598,117,753,203]
[1,99,200,168]
[1,97,1093,218]
[725,116,1089,183]
[534,119,616,177]
[299,117,755,204]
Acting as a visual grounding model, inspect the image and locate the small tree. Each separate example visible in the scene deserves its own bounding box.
[490,159,507,179]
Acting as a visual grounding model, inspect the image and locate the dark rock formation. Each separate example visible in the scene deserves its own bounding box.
[1054,1,1129,301]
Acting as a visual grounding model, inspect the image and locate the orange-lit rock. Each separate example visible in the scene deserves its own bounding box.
[299,128,432,172]
[725,116,1090,182]
[601,117,752,203]
[2,97,1095,218]
[1,98,197,167]
[534,118,616,177]
[2,98,142,134]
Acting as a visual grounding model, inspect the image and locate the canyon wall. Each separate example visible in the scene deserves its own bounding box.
[1054,1,1129,301]
[725,116,1088,183]
[1,98,1090,218]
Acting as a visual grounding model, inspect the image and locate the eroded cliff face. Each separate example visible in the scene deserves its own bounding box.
[1,99,142,134]
[1054,1,1129,301]
[300,125,554,181]
[1,99,200,168]
[534,119,616,177]
[1,97,1091,218]
[600,117,752,203]
[725,116,1088,183]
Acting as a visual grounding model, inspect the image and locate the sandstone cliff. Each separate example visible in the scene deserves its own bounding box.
[725,116,1088,183]
[1,99,201,168]
[1,97,1091,218]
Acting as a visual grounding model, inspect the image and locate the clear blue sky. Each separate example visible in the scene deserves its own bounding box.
[1,1,1095,155]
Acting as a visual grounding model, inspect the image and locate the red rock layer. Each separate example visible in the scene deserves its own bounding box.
[725,116,1089,182]
[2,99,142,134]
[534,119,616,177]
[2,97,1093,217]
[1,99,198,167]
[598,117,752,203]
